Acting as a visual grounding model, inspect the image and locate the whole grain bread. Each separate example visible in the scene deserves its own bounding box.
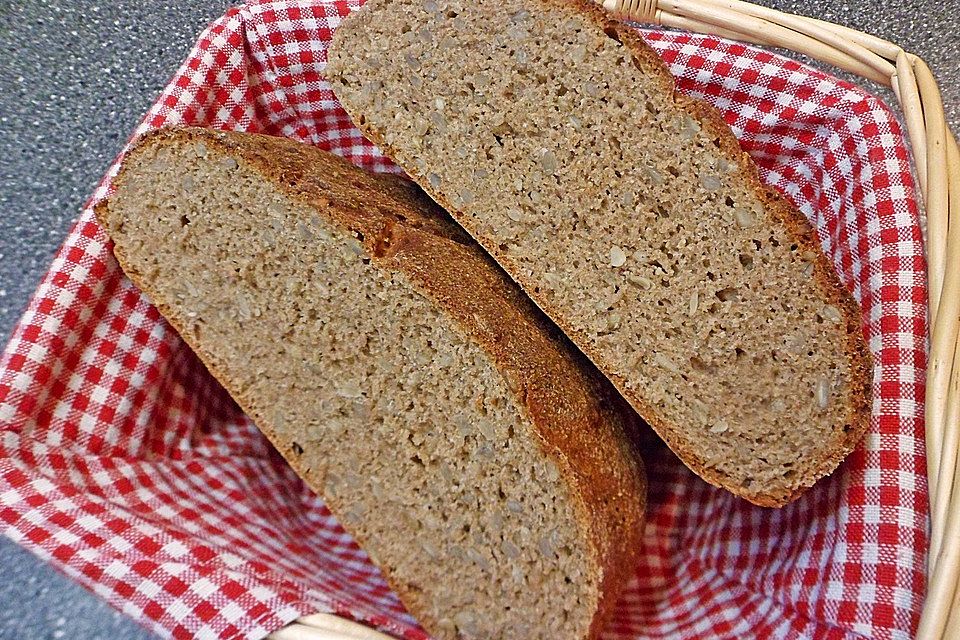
[326,0,873,507]
[95,127,647,640]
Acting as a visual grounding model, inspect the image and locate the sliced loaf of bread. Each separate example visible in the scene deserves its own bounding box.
[327,0,872,506]
[95,127,647,640]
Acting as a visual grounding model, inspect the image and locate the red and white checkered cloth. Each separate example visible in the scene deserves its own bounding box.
[0,2,927,639]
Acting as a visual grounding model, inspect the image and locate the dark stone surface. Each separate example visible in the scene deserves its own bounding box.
[0,0,234,341]
[0,0,956,637]
[0,536,155,639]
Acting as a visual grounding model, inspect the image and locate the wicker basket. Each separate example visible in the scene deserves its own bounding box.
[271,0,958,638]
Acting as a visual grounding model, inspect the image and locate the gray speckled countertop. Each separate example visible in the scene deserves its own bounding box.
[1,0,957,638]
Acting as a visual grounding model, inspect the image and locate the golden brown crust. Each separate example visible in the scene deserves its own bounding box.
[96,126,647,639]
[329,0,872,508]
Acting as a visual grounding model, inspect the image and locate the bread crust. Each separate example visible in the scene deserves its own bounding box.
[328,0,872,507]
[96,126,647,639]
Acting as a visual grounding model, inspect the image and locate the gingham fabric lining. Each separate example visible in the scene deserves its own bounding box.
[0,1,926,639]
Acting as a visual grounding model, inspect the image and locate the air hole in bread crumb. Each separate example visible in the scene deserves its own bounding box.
[690,356,716,374]
[716,287,738,302]
[179,215,190,227]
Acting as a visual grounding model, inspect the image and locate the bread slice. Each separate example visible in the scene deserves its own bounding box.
[326,0,872,507]
[95,127,646,640]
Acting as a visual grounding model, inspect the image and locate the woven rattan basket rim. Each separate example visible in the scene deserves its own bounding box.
[272,0,959,637]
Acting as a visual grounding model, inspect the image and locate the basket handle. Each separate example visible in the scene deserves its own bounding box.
[272,0,959,638]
